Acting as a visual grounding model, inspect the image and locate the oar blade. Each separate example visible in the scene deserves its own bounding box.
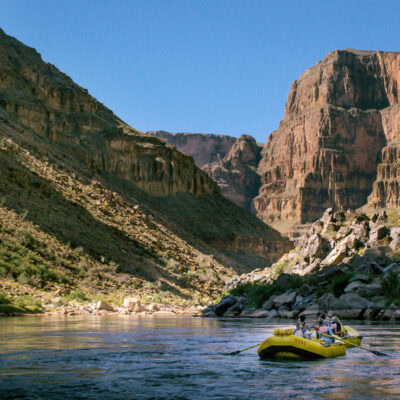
[225,350,241,356]
[371,349,389,357]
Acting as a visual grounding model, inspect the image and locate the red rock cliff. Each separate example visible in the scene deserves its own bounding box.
[203,135,262,212]
[148,131,236,168]
[254,49,400,228]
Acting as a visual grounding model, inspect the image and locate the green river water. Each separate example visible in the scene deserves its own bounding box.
[0,316,399,399]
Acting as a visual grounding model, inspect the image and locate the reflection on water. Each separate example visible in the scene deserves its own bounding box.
[0,316,399,399]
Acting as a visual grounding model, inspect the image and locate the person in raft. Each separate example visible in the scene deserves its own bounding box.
[295,315,312,340]
[312,313,331,340]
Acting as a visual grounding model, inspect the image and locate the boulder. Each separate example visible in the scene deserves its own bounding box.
[214,295,237,316]
[349,273,370,283]
[368,225,391,246]
[298,261,320,276]
[292,294,316,312]
[332,309,365,319]
[344,281,366,293]
[298,283,313,297]
[390,227,400,250]
[393,310,400,321]
[352,222,369,241]
[262,295,278,310]
[383,263,400,275]
[328,293,371,318]
[302,303,320,316]
[279,310,297,319]
[224,306,241,317]
[202,305,216,317]
[323,243,348,265]
[318,293,336,310]
[381,304,400,321]
[239,308,256,317]
[147,303,159,312]
[356,283,382,298]
[301,233,331,261]
[349,254,367,270]
[267,309,278,319]
[277,305,290,316]
[123,297,141,311]
[273,290,297,307]
[342,234,359,250]
[321,208,335,224]
[248,309,269,318]
[225,300,246,317]
[333,211,346,222]
[364,307,383,320]
[315,264,345,281]
[96,301,115,312]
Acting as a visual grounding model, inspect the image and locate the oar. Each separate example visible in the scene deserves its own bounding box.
[224,343,260,356]
[319,332,388,357]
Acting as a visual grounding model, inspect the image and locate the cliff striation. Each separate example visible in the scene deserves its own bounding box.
[0,28,291,309]
[254,49,400,230]
[203,135,262,211]
[148,131,236,168]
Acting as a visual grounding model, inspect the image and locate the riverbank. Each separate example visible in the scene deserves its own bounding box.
[204,209,400,322]
[0,279,202,317]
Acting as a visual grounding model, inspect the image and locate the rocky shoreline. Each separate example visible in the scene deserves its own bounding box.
[0,296,202,318]
[203,209,400,322]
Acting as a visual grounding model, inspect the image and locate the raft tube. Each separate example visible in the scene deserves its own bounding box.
[341,326,363,348]
[258,328,346,360]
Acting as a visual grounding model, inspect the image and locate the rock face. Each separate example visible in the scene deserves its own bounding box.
[0,25,291,296]
[148,131,236,168]
[0,29,217,198]
[369,102,400,208]
[254,49,400,228]
[206,208,400,321]
[202,135,262,211]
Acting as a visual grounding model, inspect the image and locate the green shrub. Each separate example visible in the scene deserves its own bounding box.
[381,271,400,307]
[230,281,280,308]
[0,292,10,304]
[315,272,353,298]
[331,272,354,297]
[14,295,43,313]
[67,289,88,302]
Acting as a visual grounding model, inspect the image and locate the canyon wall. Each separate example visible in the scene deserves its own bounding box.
[203,135,262,211]
[0,27,291,278]
[254,49,400,228]
[148,131,236,167]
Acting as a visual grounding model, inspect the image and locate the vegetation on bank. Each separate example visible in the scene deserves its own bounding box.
[0,135,250,314]
[227,250,400,311]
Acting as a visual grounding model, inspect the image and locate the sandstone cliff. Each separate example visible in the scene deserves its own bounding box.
[202,135,262,211]
[369,102,400,208]
[0,28,291,307]
[254,49,400,230]
[148,130,236,167]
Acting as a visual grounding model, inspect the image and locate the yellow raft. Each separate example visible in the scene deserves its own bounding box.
[341,325,362,347]
[258,328,346,360]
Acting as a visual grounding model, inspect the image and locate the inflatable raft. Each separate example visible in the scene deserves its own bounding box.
[341,326,362,347]
[258,328,346,360]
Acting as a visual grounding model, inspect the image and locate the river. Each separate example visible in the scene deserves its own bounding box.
[0,316,399,399]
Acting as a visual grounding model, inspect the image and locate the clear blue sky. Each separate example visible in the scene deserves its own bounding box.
[1,1,399,143]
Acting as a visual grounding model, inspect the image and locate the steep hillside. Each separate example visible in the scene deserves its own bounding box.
[0,28,291,312]
[254,49,400,231]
